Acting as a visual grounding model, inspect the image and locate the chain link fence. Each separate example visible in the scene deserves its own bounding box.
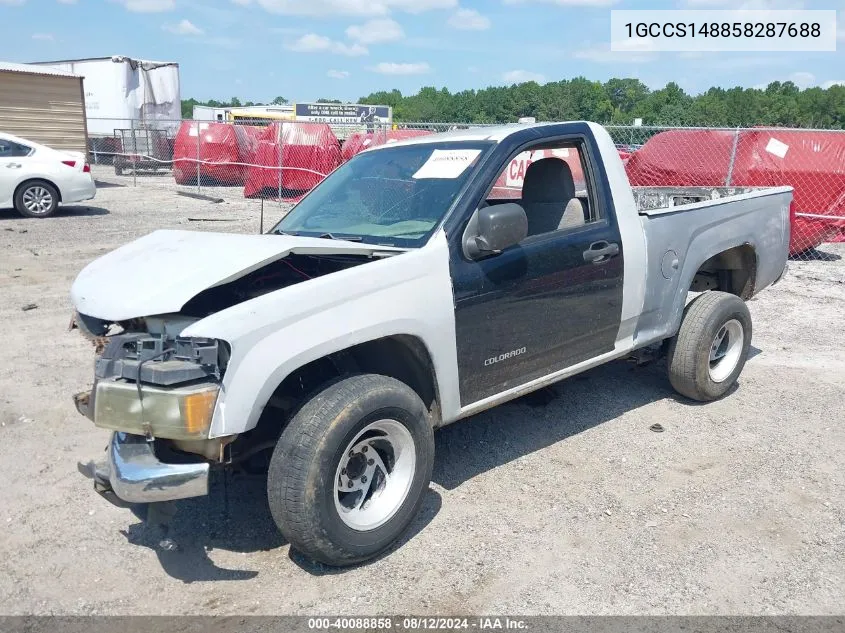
[85,117,845,261]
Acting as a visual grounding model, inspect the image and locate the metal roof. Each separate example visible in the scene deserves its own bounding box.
[0,61,80,78]
[32,55,178,67]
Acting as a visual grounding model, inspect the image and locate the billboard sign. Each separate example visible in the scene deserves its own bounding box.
[294,103,392,126]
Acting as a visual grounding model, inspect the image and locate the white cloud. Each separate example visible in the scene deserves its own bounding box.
[821,80,845,89]
[327,69,350,79]
[502,69,546,83]
[253,0,454,16]
[503,0,618,6]
[346,18,404,44]
[788,71,815,89]
[371,61,431,75]
[286,33,368,56]
[31,33,55,40]
[447,8,490,30]
[116,0,175,12]
[163,19,204,35]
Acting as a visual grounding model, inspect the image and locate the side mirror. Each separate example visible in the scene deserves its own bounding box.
[463,202,528,260]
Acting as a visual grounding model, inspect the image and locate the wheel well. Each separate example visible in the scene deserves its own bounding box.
[15,178,62,202]
[690,244,757,299]
[244,335,440,449]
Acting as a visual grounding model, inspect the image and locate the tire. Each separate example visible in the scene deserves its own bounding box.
[14,180,59,218]
[268,374,435,566]
[667,291,752,401]
[114,163,123,176]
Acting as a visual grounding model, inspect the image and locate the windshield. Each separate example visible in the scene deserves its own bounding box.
[273,141,493,247]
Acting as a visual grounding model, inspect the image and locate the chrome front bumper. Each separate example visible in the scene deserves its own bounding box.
[102,432,209,504]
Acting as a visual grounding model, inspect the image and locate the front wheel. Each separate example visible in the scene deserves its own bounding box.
[267,374,435,566]
[667,291,752,401]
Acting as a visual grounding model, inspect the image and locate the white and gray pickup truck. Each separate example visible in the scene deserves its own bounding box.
[70,122,791,566]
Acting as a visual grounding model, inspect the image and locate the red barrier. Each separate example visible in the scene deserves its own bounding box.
[244,123,341,198]
[625,128,845,254]
[341,129,434,162]
[172,121,260,186]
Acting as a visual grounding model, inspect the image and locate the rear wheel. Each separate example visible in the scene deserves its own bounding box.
[267,374,434,566]
[14,180,59,218]
[667,291,752,401]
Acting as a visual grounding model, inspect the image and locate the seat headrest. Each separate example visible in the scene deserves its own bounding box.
[522,158,576,203]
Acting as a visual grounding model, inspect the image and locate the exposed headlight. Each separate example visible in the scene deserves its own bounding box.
[93,380,219,440]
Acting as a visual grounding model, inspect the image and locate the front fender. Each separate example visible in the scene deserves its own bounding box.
[182,230,460,437]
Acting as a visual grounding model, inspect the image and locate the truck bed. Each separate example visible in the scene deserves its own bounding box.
[631,184,792,348]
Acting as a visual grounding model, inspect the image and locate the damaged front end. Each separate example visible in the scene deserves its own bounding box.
[71,312,232,504]
[69,230,403,506]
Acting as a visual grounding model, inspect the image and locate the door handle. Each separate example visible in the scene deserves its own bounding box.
[6,163,22,169]
[583,241,620,263]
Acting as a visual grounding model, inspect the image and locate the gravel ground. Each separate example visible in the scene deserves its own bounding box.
[0,173,843,616]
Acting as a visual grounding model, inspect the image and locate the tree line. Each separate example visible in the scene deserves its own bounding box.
[360,79,845,128]
[358,79,845,128]
[183,77,845,129]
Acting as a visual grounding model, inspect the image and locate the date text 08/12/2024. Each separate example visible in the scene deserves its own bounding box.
[307,617,529,630]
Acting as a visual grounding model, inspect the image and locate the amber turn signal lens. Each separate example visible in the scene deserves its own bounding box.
[181,389,219,436]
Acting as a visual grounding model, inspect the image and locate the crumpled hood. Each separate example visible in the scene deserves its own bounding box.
[71,229,404,321]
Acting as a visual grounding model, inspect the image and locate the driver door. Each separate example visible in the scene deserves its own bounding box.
[449,139,624,405]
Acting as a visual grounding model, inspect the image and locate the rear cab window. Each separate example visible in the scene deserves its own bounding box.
[485,140,601,238]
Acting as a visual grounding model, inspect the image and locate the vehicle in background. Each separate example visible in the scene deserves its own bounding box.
[112,128,173,176]
[71,122,790,567]
[0,132,95,218]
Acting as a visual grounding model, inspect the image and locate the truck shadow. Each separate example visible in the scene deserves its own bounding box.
[433,358,700,491]
[119,468,442,582]
[121,353,757,581]
[119,471,281,583]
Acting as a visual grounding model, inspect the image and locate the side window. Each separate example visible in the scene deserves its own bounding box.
[487,141,598,238]
[0,140,32,158]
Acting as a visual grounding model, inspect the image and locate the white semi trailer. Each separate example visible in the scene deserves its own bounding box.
[32,56,181,136]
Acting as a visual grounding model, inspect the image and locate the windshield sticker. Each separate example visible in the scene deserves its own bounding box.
[412,149,482,179]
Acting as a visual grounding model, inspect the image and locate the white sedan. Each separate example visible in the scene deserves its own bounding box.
[0,132,96,218]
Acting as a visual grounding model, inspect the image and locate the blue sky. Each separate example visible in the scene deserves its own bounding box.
[1,0,842,102]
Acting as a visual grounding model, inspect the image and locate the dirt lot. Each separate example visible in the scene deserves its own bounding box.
[0,173,843,616]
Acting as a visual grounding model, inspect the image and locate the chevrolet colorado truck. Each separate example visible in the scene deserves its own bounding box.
[70,122,791,566]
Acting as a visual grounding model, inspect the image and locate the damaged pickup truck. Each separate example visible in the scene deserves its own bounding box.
[71,122,791,566]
